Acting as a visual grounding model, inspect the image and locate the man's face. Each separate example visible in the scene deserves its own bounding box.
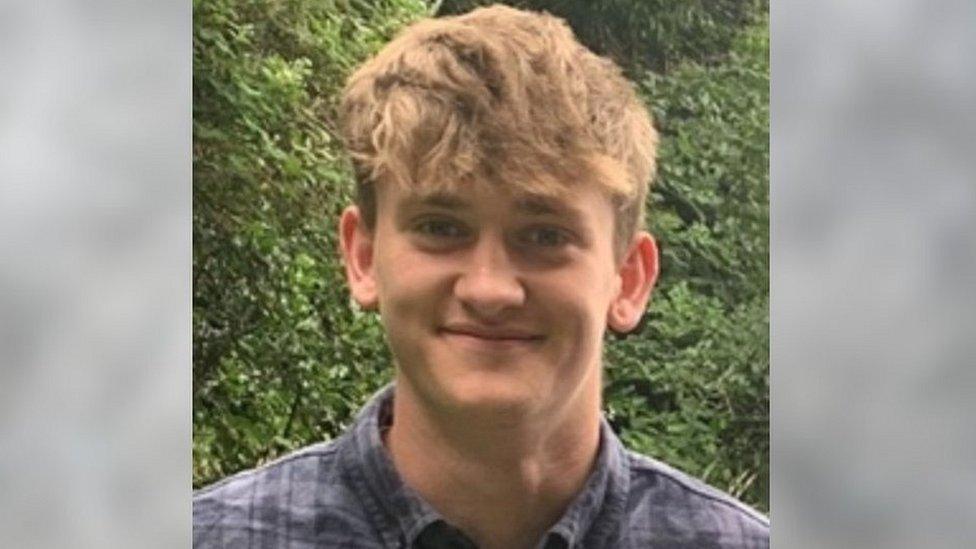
[342,179,655,421]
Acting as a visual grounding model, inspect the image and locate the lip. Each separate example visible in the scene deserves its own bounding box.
[439,324,545,343]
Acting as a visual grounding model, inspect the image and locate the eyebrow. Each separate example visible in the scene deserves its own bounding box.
[514,195,586,223]
[515,196,565,216]
[409,191,470,210]
[407,190,584,221]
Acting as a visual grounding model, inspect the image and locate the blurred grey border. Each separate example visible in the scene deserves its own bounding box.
[0,0,974,547]
[772,0,976,547]
[0,1,190,547]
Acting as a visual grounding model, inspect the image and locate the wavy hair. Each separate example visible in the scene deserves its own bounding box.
[339,4,657,255]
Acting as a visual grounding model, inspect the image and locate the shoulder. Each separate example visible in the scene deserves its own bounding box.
[193,438,378,548]
[622,451,769,548]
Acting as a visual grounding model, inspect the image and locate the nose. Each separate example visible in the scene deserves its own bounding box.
[453,233,526,318]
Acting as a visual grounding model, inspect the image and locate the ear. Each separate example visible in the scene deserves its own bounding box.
[338,205,379,310]
[607,231,659,334]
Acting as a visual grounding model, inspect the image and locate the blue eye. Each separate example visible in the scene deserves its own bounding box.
[523,226,569,247]
[415,219,466,238]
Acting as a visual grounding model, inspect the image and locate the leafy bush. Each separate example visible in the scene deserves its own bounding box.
[606,20,769,508]
[193,0,768,511]
[193,0,428,483]
[436,0,768,73]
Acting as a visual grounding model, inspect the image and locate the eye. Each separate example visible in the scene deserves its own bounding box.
[521,226,571,248]
[413,218,468,239]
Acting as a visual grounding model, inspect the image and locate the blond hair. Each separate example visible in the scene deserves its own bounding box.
[339,4,657,255]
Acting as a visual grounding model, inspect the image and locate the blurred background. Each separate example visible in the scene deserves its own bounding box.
[772,0,976,546]
[0,1,190,547]
[0,0,973,547]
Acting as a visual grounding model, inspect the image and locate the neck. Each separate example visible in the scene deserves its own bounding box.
[385,376,602,549]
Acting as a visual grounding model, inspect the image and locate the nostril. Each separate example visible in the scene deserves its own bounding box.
[453,271,526,315]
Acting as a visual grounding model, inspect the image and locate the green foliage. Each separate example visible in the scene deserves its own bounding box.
[436,0,768,74]
[193,0,428,483]
[606,21,769,508]
[194,0,768,512]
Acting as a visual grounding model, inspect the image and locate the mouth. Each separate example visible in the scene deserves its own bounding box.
[439,324,545,346]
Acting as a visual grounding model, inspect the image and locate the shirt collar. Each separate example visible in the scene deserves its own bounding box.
[545,412,630,547]
[340,383,630,548]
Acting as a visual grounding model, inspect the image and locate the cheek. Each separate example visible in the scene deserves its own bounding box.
[373,232,412,299]
[537,267,614,349]
[374,246,446,329]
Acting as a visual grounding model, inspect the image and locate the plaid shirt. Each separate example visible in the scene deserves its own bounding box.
[194,385,769,548]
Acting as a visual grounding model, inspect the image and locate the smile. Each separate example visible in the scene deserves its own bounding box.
[439,325,545,349]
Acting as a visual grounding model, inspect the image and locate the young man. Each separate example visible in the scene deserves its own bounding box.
[194,5,769,548]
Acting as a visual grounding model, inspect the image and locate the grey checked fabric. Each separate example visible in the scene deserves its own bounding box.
[193,384,769,548]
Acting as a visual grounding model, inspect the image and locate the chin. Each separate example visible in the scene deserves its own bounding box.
[395,341,558,419]
[437,369,547,418]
